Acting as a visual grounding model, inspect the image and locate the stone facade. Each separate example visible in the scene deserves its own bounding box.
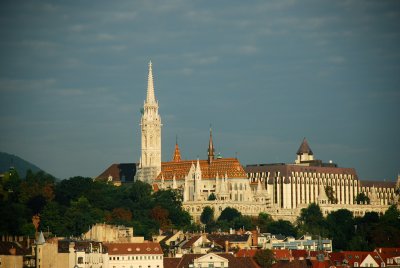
[135,61,162,184]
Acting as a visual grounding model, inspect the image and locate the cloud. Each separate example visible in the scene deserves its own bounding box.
[0,78,57,92]
[239,45,258,55]
[96,33,115,41]
[327,56,346,64]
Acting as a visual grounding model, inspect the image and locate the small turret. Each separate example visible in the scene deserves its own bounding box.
[207,127,215,164]
[295,138,314,164]
[172,136,182,162]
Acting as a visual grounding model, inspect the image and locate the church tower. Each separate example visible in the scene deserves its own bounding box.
[137,61,162,183]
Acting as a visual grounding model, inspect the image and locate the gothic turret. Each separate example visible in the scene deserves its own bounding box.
[295,138,314,164]
[172,136,181,162]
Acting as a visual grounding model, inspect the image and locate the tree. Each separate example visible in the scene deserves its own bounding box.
[355,193,370,204]
[200,206,214,225]
[267,220,297,237]
[258,213,274,233]
[64,196,104,236]
[40,201,66,236]
[297,203,327,236]
[150,206,171,229]
[208,193,217,200]
[233,215,255,231]
[254,249,276,268]
[327,209,354,250]
[218,207,241,222]
[325,186,337,204]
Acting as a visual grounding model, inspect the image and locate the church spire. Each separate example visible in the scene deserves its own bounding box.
[146,60,156,104]
[208,127,215,164]
[172,136,182,162]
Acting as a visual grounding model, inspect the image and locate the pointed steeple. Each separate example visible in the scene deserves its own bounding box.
[295,137,315,164]
[146,60,156,104]
[172,136,182,162]
[208,127,215,164]
[297,138,313,155]
[37,231,45,245]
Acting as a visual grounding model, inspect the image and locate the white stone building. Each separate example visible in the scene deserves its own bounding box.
[135,61,162,184]
[105,242,163,268]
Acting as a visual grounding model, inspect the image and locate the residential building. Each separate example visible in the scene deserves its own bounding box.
[105,242,163,268]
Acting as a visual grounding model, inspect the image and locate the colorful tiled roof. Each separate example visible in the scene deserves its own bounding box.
[156,158,247,181]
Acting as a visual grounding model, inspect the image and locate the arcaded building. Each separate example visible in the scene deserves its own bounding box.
[245,138,399,219]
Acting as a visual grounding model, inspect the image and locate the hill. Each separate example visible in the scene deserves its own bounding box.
[0,152,43,178]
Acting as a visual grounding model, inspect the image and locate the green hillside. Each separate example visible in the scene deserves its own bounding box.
[0,152,43,178]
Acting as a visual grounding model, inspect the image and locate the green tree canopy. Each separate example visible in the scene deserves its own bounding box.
[297,203,327,236]
[254,249,276,268]
[218,207,241,222]
[355,193,370,204]
[200,206,214,225]
[327,209,355,250]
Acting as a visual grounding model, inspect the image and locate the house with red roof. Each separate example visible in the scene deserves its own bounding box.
[105,242,163,268]
[375,248,400,267]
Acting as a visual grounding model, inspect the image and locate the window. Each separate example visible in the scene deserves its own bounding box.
[354,262,358,267]
[208,263,214,268]
[78,257,84,264]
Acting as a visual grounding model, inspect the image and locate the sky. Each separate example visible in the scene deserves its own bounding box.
[0,0,399,180]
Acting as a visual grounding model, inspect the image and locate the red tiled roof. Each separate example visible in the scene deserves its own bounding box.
[375,248,400,265]
[236,249,258,257]
[272,259,311,268]
[330,251,384,267]
[156,158,247,181]
[292,250,308,259]
[309,260,332,268]
[274,249,293,260]
[181,235,201,249]
[104,242,162,255]
[164,257,181,268]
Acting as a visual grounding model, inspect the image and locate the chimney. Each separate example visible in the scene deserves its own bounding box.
[225,240,229,253]
[252,230,258,247]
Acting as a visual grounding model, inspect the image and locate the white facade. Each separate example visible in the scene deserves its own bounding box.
[136,61,162,184]
[106,242,163,268]
[193,253,228,268]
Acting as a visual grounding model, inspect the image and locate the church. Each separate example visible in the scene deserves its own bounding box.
[96,62,400,222]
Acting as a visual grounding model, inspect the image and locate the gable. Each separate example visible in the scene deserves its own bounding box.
[194,253,228,264]
[361,254,379,267]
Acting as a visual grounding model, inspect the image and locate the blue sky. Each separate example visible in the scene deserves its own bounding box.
[0,0,399,180]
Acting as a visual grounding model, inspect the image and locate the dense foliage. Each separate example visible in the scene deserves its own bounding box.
[254,249,276,268]
[200,203,400,251]
[1,169,399,250]
[0,170,191,239]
